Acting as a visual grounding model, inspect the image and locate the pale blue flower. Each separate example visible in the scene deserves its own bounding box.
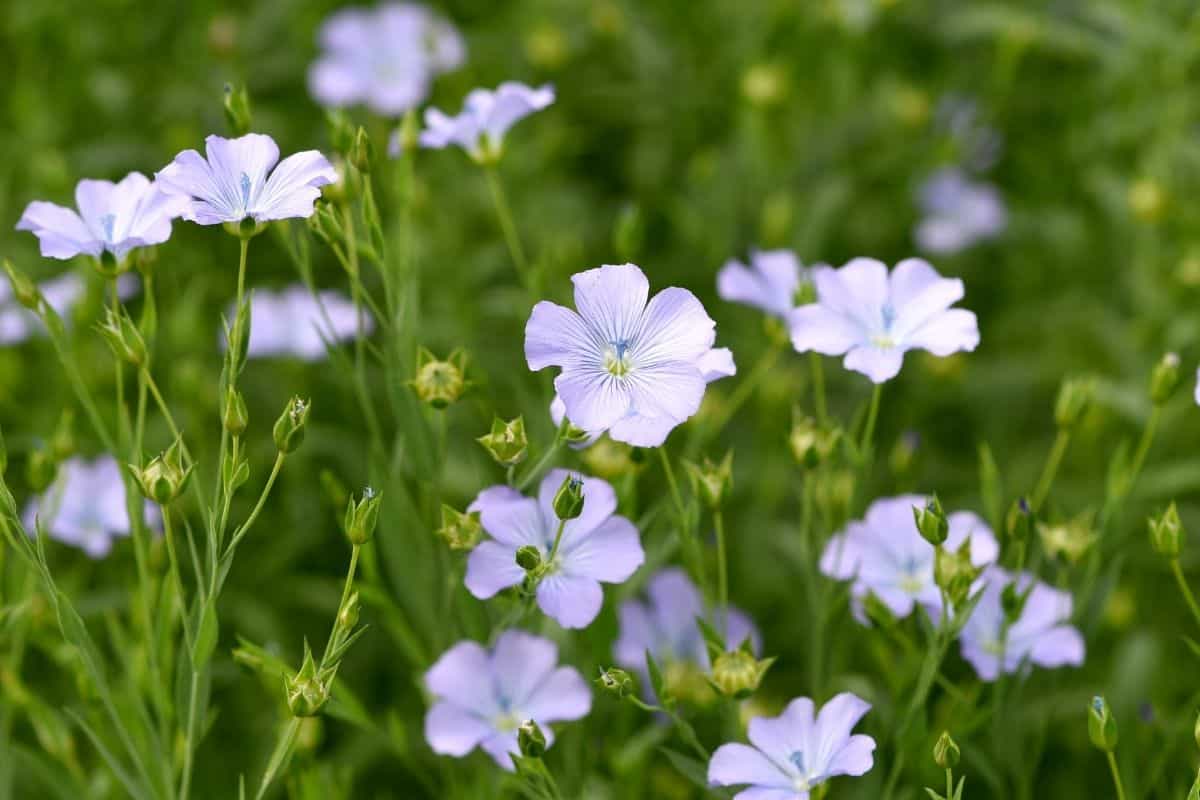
[717,249,810,319]
[424,630,591,770]
[418,82,555,161]
[915,168,1006,255]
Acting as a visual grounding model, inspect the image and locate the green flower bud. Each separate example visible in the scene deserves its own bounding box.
[788,415,839,468]
[1149,352,1181,406]
[476,416,527,467]
[1037,511,1096,565]
[343,487,382,545]
[222,387,249,436]
[1054,377,1094,429]
[96,307,147,367]
[934,540,980,610]
[273,396,311,454]
[222,82,252,136]
[933,731,960,770]
[683,451,733,509]
[26,449,57,494]
[285,643,329,718]
[1088,696,1118,752]
[709,648,774,700]
[1006,497,1034,541]
[552,473,585,520]
[412,348,467,409]
[515,544,542,572]
[336,591,361,632]
[517,719,546,758]
[131,437,193,505]
[350,126,373,174]
[913,495,949,547]
[595,667,634,698]
[435,505,482,551]
[1148,502,1184,559]
[4,260,40,310]
[49,409,75,462]
[326,110,355,155]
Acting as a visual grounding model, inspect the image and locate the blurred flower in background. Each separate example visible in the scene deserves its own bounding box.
[914,167,1006,255]
[717,249,813,320]
[222,285,367,361]
[416,82,555,163]
[0,272,138,345]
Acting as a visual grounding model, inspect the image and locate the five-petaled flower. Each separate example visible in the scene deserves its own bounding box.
[465,468,644,629]
[788,257,979,383]
[23,456,161,558]
[708,692,876,799]
[717,249,811,319]
[525,263,736,448]
[156,134,337,225]
[228,285,369,361]
[820,494,997,624]
[424,630,591,770]
[418,82,555,163]
[17,173,186,262]
[915,167,1006,255]
[956,567,1085,681]
[309,2,464,116]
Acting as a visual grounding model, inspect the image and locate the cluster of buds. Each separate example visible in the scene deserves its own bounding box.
[343,487,382,546]
[436,505,482,551]
[130,436,192,506]
[412,348,467,409]
[477,416,527,467]
[683,451,733,509]
[273,396,311,454]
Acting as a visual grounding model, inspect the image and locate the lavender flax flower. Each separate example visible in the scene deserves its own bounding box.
[717,249,811,319]
[424,630,591,769]
[914,167,1006,255]
[17,173,186,263]
[789,257,979,383]
[156,134,336,226]
[709,693,876,799]
[614,568,759,702]
[418,82,555,163]
[821,494,997,623]
[525,263,736,447]
[465,468,644,629]
[957,567,1085,681]
[309,2,464,116]
[23,456,161,558]
[230,285,369,361]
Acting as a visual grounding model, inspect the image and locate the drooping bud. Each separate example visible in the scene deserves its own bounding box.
[1037,511,1096,565]
[933,731,960,770]
[350,126,374,174]
[285,642,329,718]
[343,487,382,545]
[411,348,467,409]
[683,451,733,509]
[96,307,147,367]
[1006,497,1034,541]
[222,387,249,436]
[476,416,527,467]
[4,260,40,310]
[788,415,839,468]
[1054,377,1094,429]
[913,495,949,547]
[1148,502,1184,559]
[552,473,585,520]
[517,719,546,758]
[595,667,634,698]
[515,545,542,572]
[1149,352,1181,406]
[1088,696,1118,752]
[131,437,193,505]
[222,82,252,136]
[273,396,311,454]
[435,506,482,551]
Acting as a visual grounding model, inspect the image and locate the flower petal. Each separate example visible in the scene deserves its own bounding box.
[468,492,545,549]
[624,361,706,426]
[888,258,963,333]
[748,697,812,764]
[424,702,493,757]
[613,600,656,669]
[522,666,591,723]
[813,693,872,759]
[903,309,979,357]
[525,301,597,372]
[636,286,716,364]
[606,412,681,448]
[16,202,99,259]
[479,731,520,771]
[464,540,524,599]
[491,631,559,707]
[788,304,860,356]
[843,345,904,383]
[253,150,336,221]
[1028,625,1085,670]
[561,514,644,583]
[537,573,603,629]
[697,347,737,382]
[571,264,649,344]
[708,743,791,789]
[308,56,368,108]
[425,640,499,716]
[825,733,876,778]
[555,369,632,433]
[205,133,280,214]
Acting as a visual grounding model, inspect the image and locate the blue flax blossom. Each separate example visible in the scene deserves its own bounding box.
[525,263,736,447]
[424,630,591,769]
[226,285,369,361]
[309,2,464,116]
[418,82,555,162]
[789,257,979,383]
[708,693,876,799]
[914,167,1006,255]
[957,567,1085,681]
[820,494,997,623]
[23,456,160,558]
[717,249,811,319]
[156,134,336,225]
[465,468,644,629]
[614,568,759,701]
[0,272,138,345]
[17,173,186,261]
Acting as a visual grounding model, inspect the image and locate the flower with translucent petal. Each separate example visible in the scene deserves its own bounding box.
[424,630,591,769]
[156,134,336,225]
[224,285,369,361]
[418,82,555,162]
[17,173,186,262]
[788,257,979,384]
[614,568,759,700]
[821,494,997,624]
[914,168,1006,255]
[717,249,810,319]
[708,692,876,798]
[957,567,1085,681]
[465,468,644,629]
[309,2,464,116]
[0,272,138,345]
[526,263,736,447]
[23,456,161,558]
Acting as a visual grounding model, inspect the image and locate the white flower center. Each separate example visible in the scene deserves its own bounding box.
[870,302,899,349]
[100,214,117,243]
[789,752,813,791]
[603,340,634,377]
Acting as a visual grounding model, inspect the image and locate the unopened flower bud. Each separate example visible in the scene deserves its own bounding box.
[132,437,192,505]
[709,648,774,700]
[273,396,310,454]
[337,591,360,632]
[1054,377,1094,429]
[515,544,542,572]
[1148,502,1184,559]
[285,643,329,718]
[517,719,546,758]
[96,307,147,367]
[1038,511,1096,565]
[1088,696,1118,752]
[788,415,839,468]
[1006,497,1034,540]
[222,82,252,137]
[436,505,482,551]
[933,731,960,769]
[3,260,39,310]
[934,540,979,610]
[412,348,466,409]
[26,449,57,493]
[1149,352,1182,406]
[350,126,373,174]
[476,416,527,467]
[684,451,733,509]
[552,474,585,520]
[222,387,248,436]
[343,487,382,545]
[913,495,949,546]
[596,667,634,698]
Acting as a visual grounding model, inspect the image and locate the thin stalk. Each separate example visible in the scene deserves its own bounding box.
[714,509,728,636]
[1031,429,1070,510]
[483,164,531,289]
[224,453,287,559]
[860,383,883,459]
[1171,559,1200,631]
[1105,752,1127,800]
[254,718,301,800]
[809,352,827,424]
[516,434,565,492]
[657,448,686,524]
[545,520,568,566]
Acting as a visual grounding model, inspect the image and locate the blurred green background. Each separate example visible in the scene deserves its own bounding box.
[3,0,1200,798]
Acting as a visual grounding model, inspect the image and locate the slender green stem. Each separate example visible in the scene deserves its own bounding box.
[516,433,565,492]
[179,671,200,800]
[1031,429,1070,510]
[255,718,301,800]
[860,383,883,458]
[714,509,728,635]
[322,544,361,665]
[946,768,954,800]
[809,352,827,424]
[224,453,287,558]
[483,165,531,288]
[1171,559,1200,630]
[1105,751,1127,800]
[657,448,685,523]
[236,238,249,314]
[546,519,568,566]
